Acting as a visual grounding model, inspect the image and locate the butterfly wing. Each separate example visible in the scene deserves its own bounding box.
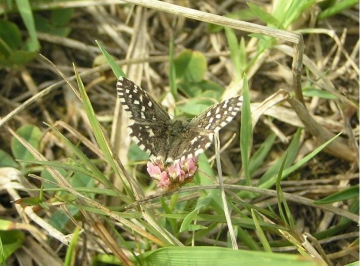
[116,77,171,160]
[166,96,243,164]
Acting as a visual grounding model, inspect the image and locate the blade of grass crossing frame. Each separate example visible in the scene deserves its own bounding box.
[96,40,125,78]
[240,75,252,186]
[44,123,114,189]
[15,0,40,51]
[276,152,295,228]
[73,65,132,195]
[248,132,276,176]
[225,27,242,78]
[259,131,342,189]
[257,129,301,188]
[279,133,342,181]
[251,209,272,252]
[64,226,81,265]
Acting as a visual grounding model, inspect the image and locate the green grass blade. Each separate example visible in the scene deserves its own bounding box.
[240,76,252,185]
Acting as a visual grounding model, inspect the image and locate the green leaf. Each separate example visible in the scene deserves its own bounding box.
[49,205,80,231]
[0,230,25,263]
[65,227,81,265]
[248,133,276,176]
[177,98,215,116]
[52,8,73,27]
[11,124,42,165]
[318,0,358,20]
[272,0,315,28]
[256,129,301,188]
[225,27,242,77]
[0,49,38,69]
[240,76,252,185]
[97,40,125,78]
[141,246,320,265]
[0,21,21,55]
[16,0,40,51]
[314,185,359,204]
[248,3,279,26]
[0,150,19,168]
[174,50,207,82]
[302,87,337,99]
[0,20,39,68]
[34,9,73,37]
[180,209,200,232]
[128,143,149,162]
[195,154,215,186]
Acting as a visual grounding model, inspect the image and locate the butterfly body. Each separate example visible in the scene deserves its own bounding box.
[116,77,242,165]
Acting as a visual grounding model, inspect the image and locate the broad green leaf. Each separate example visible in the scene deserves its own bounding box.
[0,150,19,168]
[0,21,21,54]
[11,124,42,164]
[0,230,25,263]
[174,50,207,82]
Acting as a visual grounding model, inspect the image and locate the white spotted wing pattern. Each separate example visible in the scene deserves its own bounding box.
[116,77,242,165]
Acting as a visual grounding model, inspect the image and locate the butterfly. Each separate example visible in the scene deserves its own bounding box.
[116,77,242,166]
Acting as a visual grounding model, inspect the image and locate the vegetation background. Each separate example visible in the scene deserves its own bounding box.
[0,0,358,265]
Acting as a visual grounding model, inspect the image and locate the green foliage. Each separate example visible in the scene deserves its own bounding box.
[0,21,38,68]
[127,144,149,162]
[15,0,40,51]
[0,1,74,68]
[0,230,25,264]
[240,76,252,185]
[64,227,81,266]
[0,149,18,168]
[0,0,40,68]
[11,124,42,169]
[174,49,207,82]
[140,246,320,266]
[173,49,231,116]
[247,3,279,26]
[225,28,247,77]
[35,8,73,36]
[315,185,359,204]
[318,0,358,20]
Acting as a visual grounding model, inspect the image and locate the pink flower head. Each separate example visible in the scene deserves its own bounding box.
[157,171,170,189]
[147,162,162,180]
[147,157,199,190]
[181,157,198,177]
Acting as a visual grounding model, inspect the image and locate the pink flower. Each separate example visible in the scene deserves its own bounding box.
[157,171,170,189]
[146,157,199,190]
[147,162,162,179]
[181,158,198,177]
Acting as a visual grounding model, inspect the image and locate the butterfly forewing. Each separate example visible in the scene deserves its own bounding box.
[116,77,171,158]
[116,76,242,165]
